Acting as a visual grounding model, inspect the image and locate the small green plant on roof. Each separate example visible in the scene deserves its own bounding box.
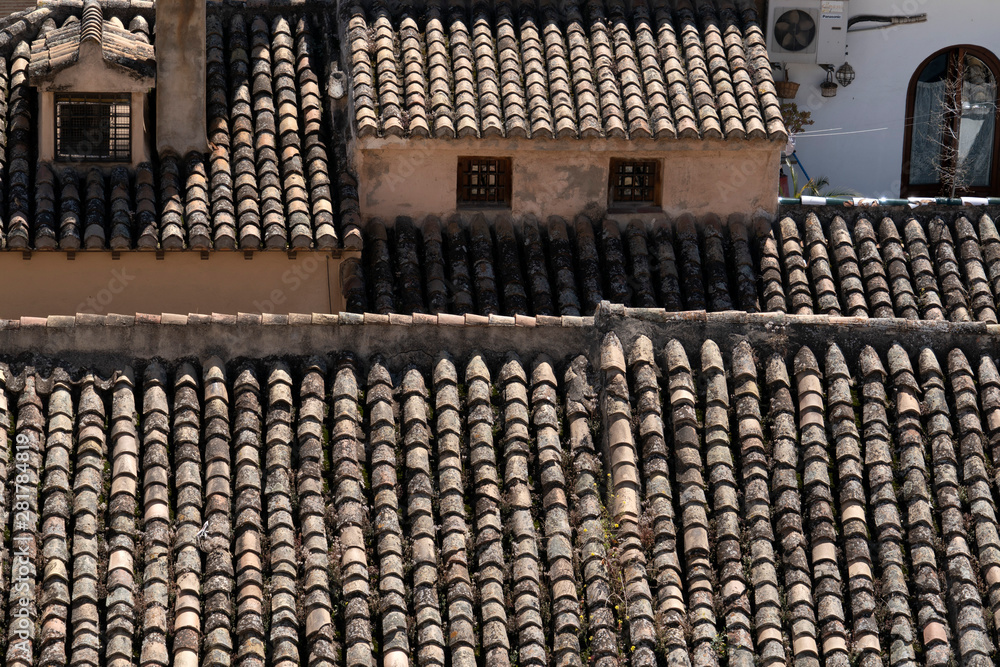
[710,632,728,659]
[780,102,814,135]
[793,175,861,199]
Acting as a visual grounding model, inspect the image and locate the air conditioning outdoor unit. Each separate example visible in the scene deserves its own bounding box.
[767,0,849,65]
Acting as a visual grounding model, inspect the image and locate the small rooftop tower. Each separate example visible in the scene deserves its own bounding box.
[156,0,207,155]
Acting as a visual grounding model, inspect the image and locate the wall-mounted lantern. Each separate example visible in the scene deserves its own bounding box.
[836,62,856,87]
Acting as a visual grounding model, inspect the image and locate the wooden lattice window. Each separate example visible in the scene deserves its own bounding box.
[55,93,131,162]
[609,159,661,208]
[457,157,511,207]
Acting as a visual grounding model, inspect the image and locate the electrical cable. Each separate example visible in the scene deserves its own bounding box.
[847,13,928,29]
[785,100,1000,139]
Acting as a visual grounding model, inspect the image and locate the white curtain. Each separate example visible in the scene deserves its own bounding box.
[910,79,947,185]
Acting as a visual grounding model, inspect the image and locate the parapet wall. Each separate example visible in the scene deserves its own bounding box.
[3,303,1000,374]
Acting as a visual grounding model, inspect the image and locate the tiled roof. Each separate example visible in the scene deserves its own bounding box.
[28,0,155,83]
[763,208,1000,322]
[0,312,998,667]
[353,207,1000,320]
[345,0,786,141]
[0,0,361,250]
[354,211,763,315]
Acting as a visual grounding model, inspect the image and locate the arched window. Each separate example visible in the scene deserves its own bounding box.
[902,45,1000,197]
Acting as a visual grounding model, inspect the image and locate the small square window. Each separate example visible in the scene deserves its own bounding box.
[55,93,131,162]
[457,157,511,208]
[609,159,661,208]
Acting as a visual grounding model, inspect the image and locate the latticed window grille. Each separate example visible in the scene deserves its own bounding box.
[609,159,660,205]
[457,157,511,207]
[55,93,131,161]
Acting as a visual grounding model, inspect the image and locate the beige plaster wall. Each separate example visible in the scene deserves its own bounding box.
[355,137,780,222]
[0,251,356,318]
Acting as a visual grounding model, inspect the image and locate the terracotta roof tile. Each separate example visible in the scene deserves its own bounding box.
[718,0,766,139]
[471,0,504,138]
[6,46,29,249]
[423,1,455,138]
[698,1,745,138]
[82,167,107,249]
[371,3,403,137]
[515,4,552,138]
[495,0,528,138]
[587,0,628,138]
[250,17,287,249]
[539,4,577,138]
[206,13,237,249]
[296,18,337,249]
[107,166,130,249]
[449,2,479,138]
[947,216,988,321]
[35,162,57,248]
[564,1,602,138]
[397,11,430,138]
[347,1,378,139]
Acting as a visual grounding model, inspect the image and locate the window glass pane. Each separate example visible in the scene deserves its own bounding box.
[918,53,948,84]
[959,54,996,187]
[910,54,948,186]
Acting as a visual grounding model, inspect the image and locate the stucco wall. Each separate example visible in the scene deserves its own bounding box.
[355,137,780,221]
[0,251,355,318]
[782,0,994,198]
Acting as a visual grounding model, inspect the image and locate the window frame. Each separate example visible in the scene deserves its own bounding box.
[456,156,512,209]
[54,93,132,163]
[901,44,1000,197]
[608,158,662,211]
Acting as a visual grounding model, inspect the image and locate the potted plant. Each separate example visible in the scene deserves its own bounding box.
[780,103,814,135]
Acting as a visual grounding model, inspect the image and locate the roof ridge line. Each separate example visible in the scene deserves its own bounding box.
[6,306,1000,335]
[80,0,102,46]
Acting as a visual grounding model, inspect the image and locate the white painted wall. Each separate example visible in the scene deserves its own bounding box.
[780,0,998,198]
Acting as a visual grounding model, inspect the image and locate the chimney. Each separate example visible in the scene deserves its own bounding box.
[155,0,207,155]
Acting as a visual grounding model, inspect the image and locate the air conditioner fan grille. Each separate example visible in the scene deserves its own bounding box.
[774,9,817,52]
